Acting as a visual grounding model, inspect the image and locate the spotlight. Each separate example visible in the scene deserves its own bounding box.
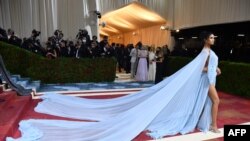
[160,25,171,30]
[132,32,137,36]
[237,34,245,37]
[160,25,165,30]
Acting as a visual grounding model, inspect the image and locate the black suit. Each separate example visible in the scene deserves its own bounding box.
[0,28,8,42]
[8,35,22,46]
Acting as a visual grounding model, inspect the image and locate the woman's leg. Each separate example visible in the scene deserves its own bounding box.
[208,84,220,133]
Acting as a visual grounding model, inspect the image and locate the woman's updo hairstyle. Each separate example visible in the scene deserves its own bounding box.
[199,31,213,46]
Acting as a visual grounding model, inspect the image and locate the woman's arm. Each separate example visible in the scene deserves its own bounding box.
[203,63,219,74]
[216,67,221,75]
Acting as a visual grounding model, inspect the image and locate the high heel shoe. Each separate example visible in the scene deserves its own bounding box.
[209,126,221,133]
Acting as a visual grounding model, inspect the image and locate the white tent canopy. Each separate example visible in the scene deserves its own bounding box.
[99,2,166,36]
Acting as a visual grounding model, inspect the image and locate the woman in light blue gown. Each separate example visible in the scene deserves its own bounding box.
[7,32,221,141]
[201,31,221,133]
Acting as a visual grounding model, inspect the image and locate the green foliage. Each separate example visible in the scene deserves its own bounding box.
[167,56,250,98]
[216,61,250,98]
[0,41,116,83]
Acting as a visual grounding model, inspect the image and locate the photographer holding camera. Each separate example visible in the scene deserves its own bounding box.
[50,29,64,57]
[7,29,22,46]
[22,29,45,55]
[51,30,63,47]
[75,29,91,58]
[76,29,91,46]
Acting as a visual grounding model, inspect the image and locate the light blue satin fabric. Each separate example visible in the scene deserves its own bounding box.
[7,48,218,141]
[207,49,218,85]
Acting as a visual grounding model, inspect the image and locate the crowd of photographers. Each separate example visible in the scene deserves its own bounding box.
[0,27,117,59]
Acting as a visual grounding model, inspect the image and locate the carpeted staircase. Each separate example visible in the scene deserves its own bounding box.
[0,73,41,92]
[1,73,154,93]
[10,74,41,91]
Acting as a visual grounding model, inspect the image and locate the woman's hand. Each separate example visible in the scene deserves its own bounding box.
[216,67,221,76]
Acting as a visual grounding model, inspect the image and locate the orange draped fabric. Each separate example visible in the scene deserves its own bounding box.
[108,24,170,47]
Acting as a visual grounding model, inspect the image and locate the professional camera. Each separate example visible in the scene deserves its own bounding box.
[94,11,101,19]
[54,29,62,37]
[32,29,41,38]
